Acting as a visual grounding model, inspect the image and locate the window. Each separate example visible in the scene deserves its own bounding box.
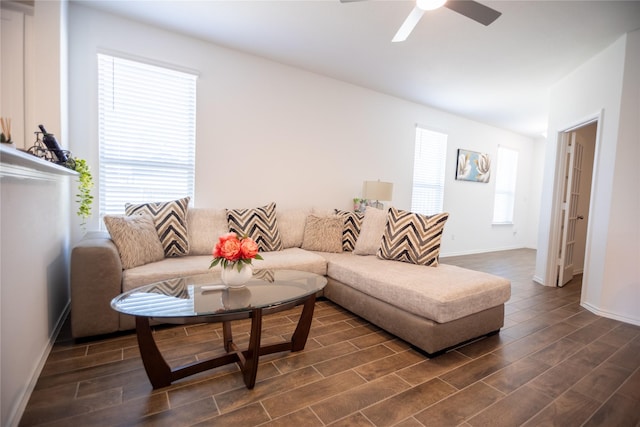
[97,54,196,220]
[492,146,519,224]
[411,127,448,215]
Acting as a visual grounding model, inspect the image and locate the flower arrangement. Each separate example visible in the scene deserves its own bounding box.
[210,232,263,271]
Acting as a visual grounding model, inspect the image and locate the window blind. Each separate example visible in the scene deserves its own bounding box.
[98,54,196,219]
[492,146,518,224]
[411,127,448,215]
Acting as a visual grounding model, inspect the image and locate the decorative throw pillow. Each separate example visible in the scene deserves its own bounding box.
[301,215,344,253]
[277,208,312,248]
[353,207,389,255]
[334,209,364,252]
[104,212,165,269]
[377,207,449,267]
[226,202,284,252]
[125,196,190,257]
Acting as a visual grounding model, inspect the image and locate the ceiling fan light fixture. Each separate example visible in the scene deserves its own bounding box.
[416,0,447,11]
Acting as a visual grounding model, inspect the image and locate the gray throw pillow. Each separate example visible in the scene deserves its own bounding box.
[104,212,165,269]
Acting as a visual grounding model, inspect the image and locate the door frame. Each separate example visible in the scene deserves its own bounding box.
[544,110,603,288]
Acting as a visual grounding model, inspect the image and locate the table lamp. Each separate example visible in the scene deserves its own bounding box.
[363,180,393,209]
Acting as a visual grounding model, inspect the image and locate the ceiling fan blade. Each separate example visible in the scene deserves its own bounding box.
[392,6,425,42]
[444,0,501,26]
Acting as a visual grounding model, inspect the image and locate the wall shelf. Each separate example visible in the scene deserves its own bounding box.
[0,144,78,180]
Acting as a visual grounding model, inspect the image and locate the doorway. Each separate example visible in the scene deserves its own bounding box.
[553,121,597,287]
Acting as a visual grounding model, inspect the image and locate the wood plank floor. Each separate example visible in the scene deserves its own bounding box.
[20,249,640,426]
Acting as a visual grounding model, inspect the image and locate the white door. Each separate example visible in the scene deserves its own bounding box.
[557,133,584,287]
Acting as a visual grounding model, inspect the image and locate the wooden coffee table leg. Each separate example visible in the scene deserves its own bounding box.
[243,308,262,389]
[135,316,172,389]
[222,321,233,352]
[290,295,316,352]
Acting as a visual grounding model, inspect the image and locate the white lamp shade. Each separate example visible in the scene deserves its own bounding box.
[363,180,394,201]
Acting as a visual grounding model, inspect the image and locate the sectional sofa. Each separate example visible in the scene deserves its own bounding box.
[71,200,511,356]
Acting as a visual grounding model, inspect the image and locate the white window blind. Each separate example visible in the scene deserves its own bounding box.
[411,127,448,215]
[98,54,196,219]
[492,146,518,224]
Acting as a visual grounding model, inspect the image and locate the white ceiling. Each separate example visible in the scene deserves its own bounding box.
[78,0,640,137]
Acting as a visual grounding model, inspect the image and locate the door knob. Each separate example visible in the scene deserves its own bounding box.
[577,215,584,220]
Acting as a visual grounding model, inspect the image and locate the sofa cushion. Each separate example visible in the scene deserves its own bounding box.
[277,207,312,248]
[187,208,229,255]
[123,248,327,291]
[334,209,364,252]
[125,196,190,257]
[104,212,165,269]
[226,202,284,252]
[301,215,343,253]
[353,207,388,255]
[378,207,449,267]
[321,252,510,324]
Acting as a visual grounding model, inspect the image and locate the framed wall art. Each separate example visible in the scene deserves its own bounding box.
[456,149,491,183]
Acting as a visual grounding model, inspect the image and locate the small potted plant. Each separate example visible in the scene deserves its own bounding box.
[71,157,94,227]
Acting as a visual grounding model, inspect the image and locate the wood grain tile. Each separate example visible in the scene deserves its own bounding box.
[571,361,632,403]
[20,249,639,427]
[362,378,457,426]
[483,356,550,394]
[215,366,323,413]
[395,350,471,386]
[582,393,640,427]
[260,407,324,427]
[414,381,504,426]
[314,344,395,377]
[468,385,553,427]
[311,373,410,424]
[440,353,510,390]
[262,370,366,419]
[354,349,426,381]
[522,389,600,427]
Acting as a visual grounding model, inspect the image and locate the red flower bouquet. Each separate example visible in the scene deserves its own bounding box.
[210,232,263,271]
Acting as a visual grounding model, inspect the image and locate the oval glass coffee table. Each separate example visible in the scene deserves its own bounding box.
[111,269,327,389]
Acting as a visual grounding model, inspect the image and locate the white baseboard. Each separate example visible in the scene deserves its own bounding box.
[7,301,71,427]
[581,301,640,327]
[532,275,546,286]
[440,245,532,258]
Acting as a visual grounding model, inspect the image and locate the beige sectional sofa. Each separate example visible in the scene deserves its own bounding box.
[71,204,510,356]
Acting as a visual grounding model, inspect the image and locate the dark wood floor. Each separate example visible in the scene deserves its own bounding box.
[20,249,640,426]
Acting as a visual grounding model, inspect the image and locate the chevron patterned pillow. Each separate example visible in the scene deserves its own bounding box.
[377,207,449,267]
[125,196,191,257]
[334,209,364,252]
[226,202,284,252]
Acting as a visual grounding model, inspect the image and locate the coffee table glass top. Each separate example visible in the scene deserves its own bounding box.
[111,269,327,319]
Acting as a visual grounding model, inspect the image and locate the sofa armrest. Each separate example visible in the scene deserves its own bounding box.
[70,231,123,338]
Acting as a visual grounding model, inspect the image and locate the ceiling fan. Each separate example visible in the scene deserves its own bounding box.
[341,0,502,42]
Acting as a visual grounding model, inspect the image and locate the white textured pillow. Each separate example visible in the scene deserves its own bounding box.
[186,208,229,255]
[277,208,312,248]
[353,207,389,255]
[104,212,165,269]
[301,215,344,253]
